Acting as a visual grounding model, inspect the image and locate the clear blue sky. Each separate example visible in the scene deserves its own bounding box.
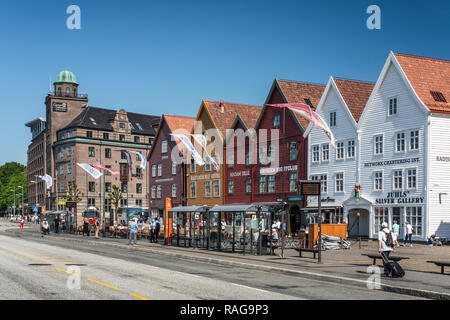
[0,0,448,165]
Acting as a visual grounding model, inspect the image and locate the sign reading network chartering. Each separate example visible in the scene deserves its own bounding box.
[364,157,420,168]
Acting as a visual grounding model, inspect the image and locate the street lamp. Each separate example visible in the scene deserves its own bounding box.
[10,188,16,217]
[18,186,24,216]
[30,180,38,214]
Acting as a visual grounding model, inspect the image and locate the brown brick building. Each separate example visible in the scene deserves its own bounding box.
[25,69,160,223]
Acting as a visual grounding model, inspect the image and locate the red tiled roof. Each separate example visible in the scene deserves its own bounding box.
[333,78,375,122]
[277,80,326,129]
[164,115,195,155]
[203,100,262,137]
[394,53,450,114]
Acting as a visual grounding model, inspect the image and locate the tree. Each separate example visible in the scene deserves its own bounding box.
[107,185,123,224]
[66,180,82,228]
[0,162,27,213]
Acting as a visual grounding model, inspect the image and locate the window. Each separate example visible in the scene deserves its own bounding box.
[322,144,329,162]
[152,165,156,177]
[120,123,125,129]
[162,140,167,153]
[136,183,142,194]
[227,150,234,169]
[105,148,111,158]
[119,134,125,142]
[259,146,268,165]
[267,145,275,164]
[190,159,196,173]
[60,165,64,175]
[329,111,336,127]
[171,184,177,198]
[151,186,156,199]
[227,180,234,195]
[121,183,128,193]
[259,176,267,194]
[67,163,72,174]
[246,178,252,194]
[66,87,70,95]
[120,199,128,206]
[135,199,142,206]
[311,175,327,193]
[88,198,96,206]
[245,150,252,166]
[88,147,95,157]
[121,152,127,160]
[335,173,344,192]
[374,135,383,155]
[374,171,383,191]
[105,183,111,193]
[89,182,95,192]
[205,157,211,171]
[396,132,405,152]
[406,207,423,236]
[336,142,344,160]
[204,181,211,197]
[213,180,220,197]
[103,132,109,140]
[273,114,281,128]
[105,165,112,176]
[67,146,72,157]
[134,136,140,143]
[57,87,62,96]
[347,140,355,158]
[60,182,65,192]
[157,185,162,198]
[389,98,397,116]
[136,167,142,178]
[69,130,73,138]
[373,207,389,234]
[60,148,64,159]
[289,142,298,161]
[268,175,276,193]
[172,162,177,175]
[407,169,417,189]
[393,170,403,190]
[289,173,298,192]
[87,131,93,138]
[190,182,196,198]
[410,130,419,151]
[312,145,320,163]
[157,164,162,177]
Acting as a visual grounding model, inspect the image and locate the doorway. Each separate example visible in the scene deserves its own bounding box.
[348,209,369,237]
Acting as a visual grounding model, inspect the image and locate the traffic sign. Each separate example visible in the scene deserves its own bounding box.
[58,199,67,205]
[33,206,38,213]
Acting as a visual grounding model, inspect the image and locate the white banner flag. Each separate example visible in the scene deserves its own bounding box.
[131,151,147,170]
[77,163,103,179]
[170,133,205,165]
[37,174,53,189]
[192,134,219,170]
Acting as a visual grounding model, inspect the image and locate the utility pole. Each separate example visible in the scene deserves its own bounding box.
[10,188,16,217]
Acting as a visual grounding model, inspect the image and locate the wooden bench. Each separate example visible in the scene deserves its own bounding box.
[427,261,450,274]
[362,253,409,265]
[295,248,319,259]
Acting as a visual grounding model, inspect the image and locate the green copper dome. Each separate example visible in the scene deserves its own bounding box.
[55,69,78,84]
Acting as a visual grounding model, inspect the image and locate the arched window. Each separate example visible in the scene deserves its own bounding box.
[66,87,70,96]
[57,87,62,96]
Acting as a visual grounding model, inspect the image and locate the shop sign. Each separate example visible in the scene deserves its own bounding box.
[436,156,450,162]
[191,173,220,181]
[321,197,335,203]
[229,170,250,177]
[364,157,420,168]
[375,191,424,205]
[155,178,174,183]
[260,165,298,176]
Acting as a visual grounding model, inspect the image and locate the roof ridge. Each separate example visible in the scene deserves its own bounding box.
[164,114,196,119]
[204,100,262,108]
[333,77,375,85]
[394,52,450,63]
[277,78,326,87]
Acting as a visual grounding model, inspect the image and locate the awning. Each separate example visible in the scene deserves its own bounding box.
[168,206,209,213]
[210,204,272,213]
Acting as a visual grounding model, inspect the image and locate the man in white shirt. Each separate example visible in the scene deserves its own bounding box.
[378,222,394,257]
[404,221,414,247]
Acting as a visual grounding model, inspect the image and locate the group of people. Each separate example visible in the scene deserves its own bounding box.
[127,217,161,245]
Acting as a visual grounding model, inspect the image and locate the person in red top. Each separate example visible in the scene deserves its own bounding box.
[19,217,24,230]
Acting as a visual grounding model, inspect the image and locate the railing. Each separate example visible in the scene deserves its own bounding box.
[49,91,88,99]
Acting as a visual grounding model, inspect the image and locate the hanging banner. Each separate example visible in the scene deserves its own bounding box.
[266,103,336,148]
[89,163,119,175]
[131,151,147,170]
[77,163,103,179]
[192,134,219,170]
[170,133,205,165]
[37,174,53,189]
[120,150,136,177]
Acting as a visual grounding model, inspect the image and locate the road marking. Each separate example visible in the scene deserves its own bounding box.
[55,267,79,276]
[86,278,121,291]
[130,293,150,300]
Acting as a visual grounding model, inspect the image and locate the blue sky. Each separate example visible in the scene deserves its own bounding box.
[0,0,449,165]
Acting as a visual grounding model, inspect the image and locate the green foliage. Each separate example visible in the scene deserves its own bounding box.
[0,162,27,212]
[66,180,82,202]
[107,184,123,221]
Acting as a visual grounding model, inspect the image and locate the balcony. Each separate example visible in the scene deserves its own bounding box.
[49,91,88,99]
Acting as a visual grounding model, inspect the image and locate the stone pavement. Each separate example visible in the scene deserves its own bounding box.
[3,220,450,299]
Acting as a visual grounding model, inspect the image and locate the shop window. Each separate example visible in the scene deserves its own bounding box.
[373,207,389,234]
[406,207,422,236]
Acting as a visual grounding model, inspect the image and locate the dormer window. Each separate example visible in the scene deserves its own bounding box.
[162,140,167,153]
[273,114,281,128]
[329,111,336,127]
[389,98,398,116]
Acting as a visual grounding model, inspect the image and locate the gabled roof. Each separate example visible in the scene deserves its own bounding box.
[333,78,375,122]
[60,106,160,135]
[394,53,450,114]
[201,100,262,138]
[259,79,326,131]
[147,114,195,160]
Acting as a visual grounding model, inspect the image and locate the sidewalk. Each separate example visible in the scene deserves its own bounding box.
[6,221,450,299]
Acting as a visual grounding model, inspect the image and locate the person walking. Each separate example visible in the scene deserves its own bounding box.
[95,218,100,239]
[154,218,161,243]
[128,218,138,246]
[41,218,50,236]
[19,217,24,230]
[149,219,156,243]
[378,222,395,275]
[82,217,90,237]
[404,221,414,247]
[54,216,60,234]
[391,220,400,248]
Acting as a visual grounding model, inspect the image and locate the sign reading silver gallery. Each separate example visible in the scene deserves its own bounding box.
[375,191,424,205]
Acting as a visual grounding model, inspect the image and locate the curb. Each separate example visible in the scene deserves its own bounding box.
[14,231,450,300]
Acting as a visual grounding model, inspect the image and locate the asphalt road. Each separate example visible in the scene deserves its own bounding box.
[0,220,424,300]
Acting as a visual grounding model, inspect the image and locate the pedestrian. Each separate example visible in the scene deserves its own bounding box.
[95,218,100,239]
[378,222,395,275]
[54,216,60,234]
[404,221,414,247]
[155,218,161,243]
[128,218,138,245]
[19,217,24,230]
[82,217,90,237]
[41,218,50,236]
[150,222,156,243]
[391,220,400,248]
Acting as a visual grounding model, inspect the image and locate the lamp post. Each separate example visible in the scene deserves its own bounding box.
[18,186,24,216]
[30,180,38,214]
[10,188,16,217]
